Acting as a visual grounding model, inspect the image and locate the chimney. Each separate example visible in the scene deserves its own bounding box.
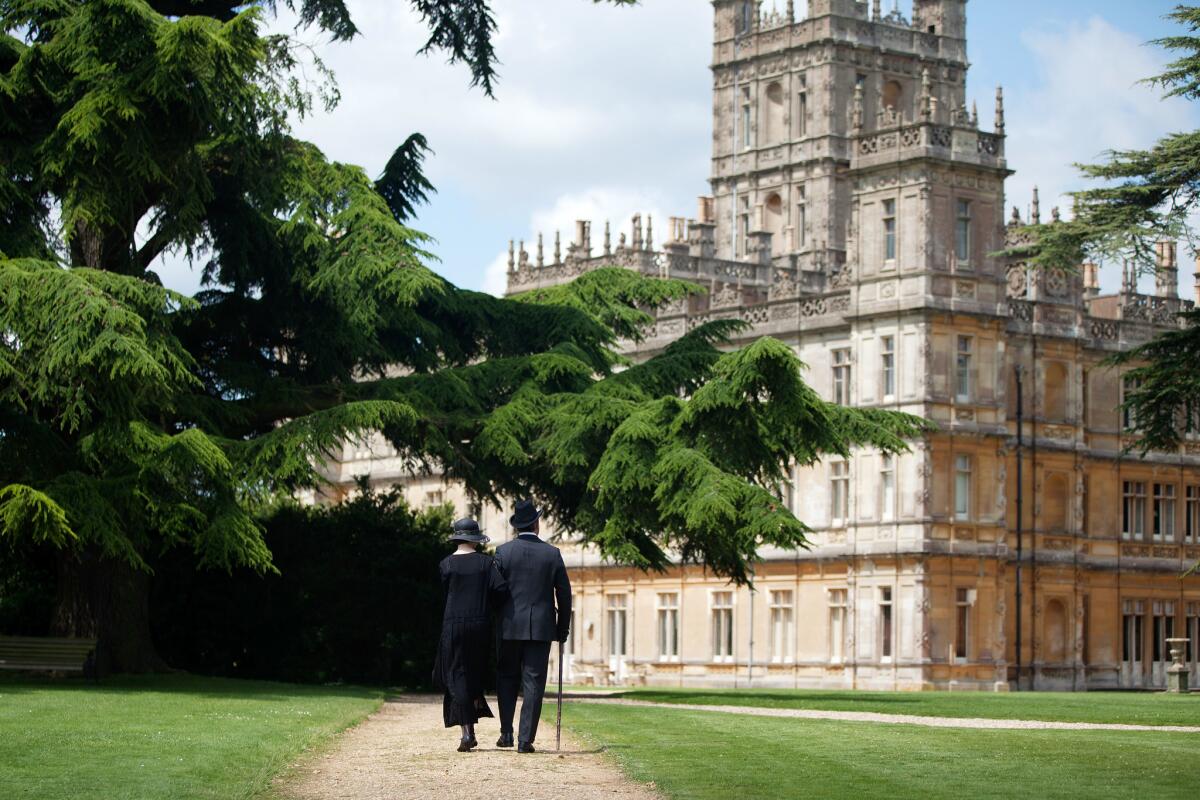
[995,85,1005,135]
[698,196,715,224]
[1155,240,1179,298]
[1082,263,1100,299]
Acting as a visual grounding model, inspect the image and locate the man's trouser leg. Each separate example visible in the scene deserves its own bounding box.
[497,638,522,735]
[518,640,552,744]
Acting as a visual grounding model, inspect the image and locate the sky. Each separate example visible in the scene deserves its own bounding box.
[152,0,1200,299]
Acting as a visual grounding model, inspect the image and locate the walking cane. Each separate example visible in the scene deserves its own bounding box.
[555,640,564,752]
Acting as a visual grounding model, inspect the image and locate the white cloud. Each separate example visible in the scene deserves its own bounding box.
[1005,16,1200,294]
[483,186,673,296]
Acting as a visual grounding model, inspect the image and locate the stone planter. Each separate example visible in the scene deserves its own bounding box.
[1165,638,1191,693]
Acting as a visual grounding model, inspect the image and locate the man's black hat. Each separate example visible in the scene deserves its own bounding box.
[449,517,489,544]
[509,499,541,530]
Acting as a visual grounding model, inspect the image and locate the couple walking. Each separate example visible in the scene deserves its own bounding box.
[433,499,572,753]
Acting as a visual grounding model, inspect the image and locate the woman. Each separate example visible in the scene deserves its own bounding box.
[433,517,507,752]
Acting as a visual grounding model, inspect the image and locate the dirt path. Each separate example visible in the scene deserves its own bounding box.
[569,697,1200,733]
[274,695,661,800]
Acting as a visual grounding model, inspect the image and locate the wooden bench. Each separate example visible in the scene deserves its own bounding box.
[0,636,98,681]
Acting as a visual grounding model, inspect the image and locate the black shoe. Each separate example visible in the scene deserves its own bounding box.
[496,732,514,748]
[457,735,477,752]
[517,741,536,754]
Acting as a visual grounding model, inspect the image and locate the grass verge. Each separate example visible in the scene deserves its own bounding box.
[0,674,383,800]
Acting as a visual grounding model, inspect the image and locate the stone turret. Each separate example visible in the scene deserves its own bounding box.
[1155,240,1179,299]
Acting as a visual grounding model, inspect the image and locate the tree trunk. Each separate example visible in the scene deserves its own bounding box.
[52,549,168,675]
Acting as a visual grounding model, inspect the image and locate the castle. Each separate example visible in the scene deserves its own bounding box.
[329,0,1200,690]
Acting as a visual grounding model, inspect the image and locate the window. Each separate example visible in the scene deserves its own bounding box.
[832,348,851,405]
[567,610,575,655]
[1122,599,1144,664]
[828,589,847,663]
[955,200,972,263]
[738,0,753,34]
[1122,376,1143,431]
[657,593,679,661]
[830,460,849,524]
[739,196,750,256]
[741,88,752,148]
[797,90,808,137]
[1187,602,1198,665]
[424,490,444,507]
[1122,481,1147,540]
[797,186,807,248]
[955,336,972,401]
[1082,594,1091,665]
[1186,486,1199,544]
[1153,484,1177,542]
[954,455,971,521]
[882,80,903,111]
[879,587,894,661]
[1153,600,1176,663]
[954,588,972,661]
[606,594,627,657]
[712,591,734,662]
[881,335,895,398]
[769,590,794,663]
[883,199,897,262]
[880,454,896,521]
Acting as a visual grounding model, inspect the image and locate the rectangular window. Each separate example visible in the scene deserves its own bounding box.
[1122,481,1147,540]
[1153,483,1177,542]
[1185,486,1199,544]
[769,590,794,663]
[712,591,734,661]
[1122,599,1144,663]
[1152,600,1176,663]
[797,186,807,248]
[830,460,849,524]
[879,586,894,661]
[883,199,897,262]
[1122,376,1143,431]
[657,593,679,661]
[955,199,972,263]
[880,454,896,521]
[881,335,895,398]
[832,348,851,405]
[741,88,752,148]
[606,594,627,657]
[828,588,847,663]
[797,91,808,137]
[954,455,971,521]
[955,336,973,401]
[1187,602,1198,665]
[954,587,971,660]
[1082,594,1091,665]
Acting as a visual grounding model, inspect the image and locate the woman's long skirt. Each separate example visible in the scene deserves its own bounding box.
[432,615,495,728]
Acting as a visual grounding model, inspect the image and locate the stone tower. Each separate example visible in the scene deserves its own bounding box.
[708,0,982,289]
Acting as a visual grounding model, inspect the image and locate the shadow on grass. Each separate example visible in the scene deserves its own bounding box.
[0,672,383,702]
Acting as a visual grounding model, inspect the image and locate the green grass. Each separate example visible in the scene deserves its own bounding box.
[562,702,1200,800]
[608,687,1200,726]
[0,674,383,800]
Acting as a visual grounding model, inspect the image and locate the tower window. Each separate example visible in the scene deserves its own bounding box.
[955,200,972,264]
[883,199,897,261]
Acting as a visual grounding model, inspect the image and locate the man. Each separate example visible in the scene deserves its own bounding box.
[493,499,572,753]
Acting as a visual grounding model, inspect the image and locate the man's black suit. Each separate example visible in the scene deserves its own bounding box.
[494,532,572,745]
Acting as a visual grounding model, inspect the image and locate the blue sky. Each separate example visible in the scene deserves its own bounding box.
[153,1,1200,298]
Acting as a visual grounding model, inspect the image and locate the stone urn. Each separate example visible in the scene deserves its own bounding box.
[1165,638,1191,694]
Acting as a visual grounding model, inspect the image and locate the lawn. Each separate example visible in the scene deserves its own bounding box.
[608,686,1200,726]
[0,674,383,800]
[562,702,1200,800]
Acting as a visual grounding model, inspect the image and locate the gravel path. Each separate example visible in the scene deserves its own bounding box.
[274,695,661,800]
[570,697,1200,733]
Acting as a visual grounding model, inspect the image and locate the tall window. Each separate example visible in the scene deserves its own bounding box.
[955,199,972,263]
[954,588,971,661]
[797,90,808,137]
[881,335,895,398]
[1152,600,1176,664]
[832,348,851,405]
[741,88,752,148]
[1187,602,1198,665]
[1122,599,1144,664]
[954,455,971,521]
[1122,481,1147,540]
[878,586,894,661]
[769,590,794,663]
[712,591,734,662]
[797,186,807,248]
[830,460,849,524]
[1122,376,1143,431]
[880,454,896,520]
[883,199,897,262]
[1153,483,1176,542]
[606,594,627,657]
[1185,486,1199,544]
[955,336,973,401]
[657,593,679,661]
[828,589,847,663]
[739,196,750,256]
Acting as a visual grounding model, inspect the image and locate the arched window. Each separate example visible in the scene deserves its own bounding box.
[1044,362,1069,421]
[882,80,904,111]
[764,82,785,145]
[1043,473,1069,532]
[764,193,784,243]
[1044,599,1068,664]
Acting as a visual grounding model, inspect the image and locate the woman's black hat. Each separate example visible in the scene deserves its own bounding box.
[449,517,489,544]
[509,499,541,530]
